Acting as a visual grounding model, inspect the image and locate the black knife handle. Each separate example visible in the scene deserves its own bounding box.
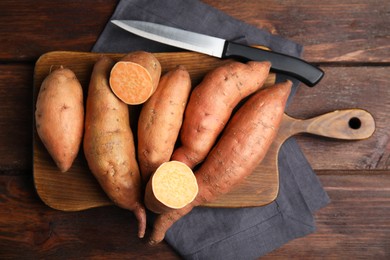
[222,41,324,87]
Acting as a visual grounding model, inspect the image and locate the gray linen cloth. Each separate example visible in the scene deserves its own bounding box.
[92,0,330,259]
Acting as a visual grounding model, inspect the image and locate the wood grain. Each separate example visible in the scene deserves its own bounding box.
[263,174,390,259]
[287,66,390,170]
[0,0,118,61]
[0,175,180,259]
[1,174,389,259]
[1,0,389,258]
[0,64,33,171]
[203,0,390,63]
[1,0,389,63]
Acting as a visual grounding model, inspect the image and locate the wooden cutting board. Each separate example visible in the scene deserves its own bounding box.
[33,51,375,211]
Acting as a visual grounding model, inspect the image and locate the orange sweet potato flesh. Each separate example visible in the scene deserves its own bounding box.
[138,65,191,182]
[171,61,271,169]
[35,66,84,172]
[83,56,146,238]
[149,80,292,245]
[109,51,161,105]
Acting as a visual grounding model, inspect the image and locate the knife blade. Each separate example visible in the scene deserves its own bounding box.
[111,20,324,87]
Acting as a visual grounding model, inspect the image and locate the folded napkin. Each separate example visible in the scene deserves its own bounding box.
[93,0,330,258]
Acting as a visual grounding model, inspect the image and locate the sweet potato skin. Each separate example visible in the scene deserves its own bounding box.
[83,55,146,238]
[35,66,84,172]
[172,61,271,168]
[137,65,191,182]
[149,80,292,244]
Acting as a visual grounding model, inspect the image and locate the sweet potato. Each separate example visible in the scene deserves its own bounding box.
[109,51,161,105]
[149,80,292,244]
[171,61,271,169]
[83,56,146,238]
[138,65,191,182]
[35,66,84,172]
[144,160,198,214]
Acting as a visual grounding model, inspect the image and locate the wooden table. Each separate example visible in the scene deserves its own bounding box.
[1,0,389,258]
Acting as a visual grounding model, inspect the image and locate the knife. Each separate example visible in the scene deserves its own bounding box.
[111,20,324,87]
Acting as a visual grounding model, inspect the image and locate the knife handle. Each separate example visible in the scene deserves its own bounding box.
[223,42,324,87]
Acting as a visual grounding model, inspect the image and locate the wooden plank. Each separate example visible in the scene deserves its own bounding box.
[203,0,390,63]
[0,173,389,258]
[0,174,179,259]
[263,174,390,259]
[0,0,117,61]
[0,64,33,171]
[0,63,388,172]
[1,0,389,63]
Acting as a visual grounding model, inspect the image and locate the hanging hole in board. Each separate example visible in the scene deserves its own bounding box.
[349,117,361,129]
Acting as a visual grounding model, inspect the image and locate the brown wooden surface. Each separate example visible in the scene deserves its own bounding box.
[0,0,389,259]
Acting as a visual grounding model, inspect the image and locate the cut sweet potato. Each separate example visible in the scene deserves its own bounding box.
[144,161,198,214]
[109,51,161,105]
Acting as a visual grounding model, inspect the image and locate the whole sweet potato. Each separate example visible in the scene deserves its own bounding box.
[35,66,84,172]
[149,80,292,244]
[171,61,271,168]
[83,56,146,238]
[138,65,191,182]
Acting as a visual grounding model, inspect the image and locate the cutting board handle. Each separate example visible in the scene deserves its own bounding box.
[285,109,375,140]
